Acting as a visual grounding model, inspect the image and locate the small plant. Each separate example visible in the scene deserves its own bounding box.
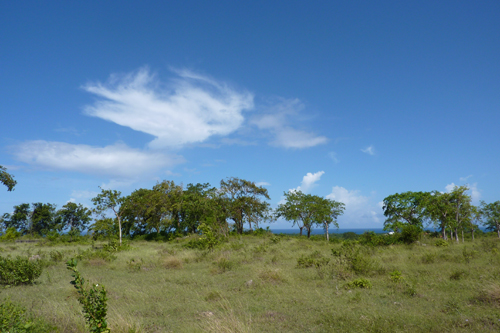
[67,258,110,333]
[404,282,417,296]
[205,291,222,302]
[0,256,42,285]
[49,250,63,262]
[344,278,372,289]
[390,270,404,283]
[421,253,437,264]
[462,246,478,264]
[435,239,449,247]
[214,257,233,273]
[0,297,55,332]
[297,252,330,268]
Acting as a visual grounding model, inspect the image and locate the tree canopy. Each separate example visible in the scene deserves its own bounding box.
[0,165,17,192]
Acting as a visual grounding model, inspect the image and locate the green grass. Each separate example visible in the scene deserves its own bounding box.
[1,234,500,332]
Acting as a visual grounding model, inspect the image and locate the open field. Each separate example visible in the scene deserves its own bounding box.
[1,234,500,332]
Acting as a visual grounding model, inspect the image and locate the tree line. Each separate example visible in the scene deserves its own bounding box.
[1,164,499,243]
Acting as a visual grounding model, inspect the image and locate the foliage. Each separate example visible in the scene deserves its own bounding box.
[0,297,55,332]
[0,256,42,285]
[0,227,21,241]
[435,239,449,247]
[1,203,59,236]
[382,191,430,231]
[56,202,92,239]
[481,200,500,237]
[400,224,422,244]
[0,165,17,192]
[275,190,344,238]
[220,177,271,234]
[390,270,404,283]
[331,241,377,275]
[66,259,110,333]
[92,187,125,246]
[296,251,330,268]
[344,278,372,289]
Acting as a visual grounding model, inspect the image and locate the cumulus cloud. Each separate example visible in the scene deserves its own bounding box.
[83,68,254,148]
[445,182,481,204]
[294,171,324,193]
[252,99,327,149]
[12,140,184,178]
[445,182,457,193]
[326,186,382,227]
[256,181,270,187]
[361,145,375,155]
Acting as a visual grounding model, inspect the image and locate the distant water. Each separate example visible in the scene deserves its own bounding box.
[271,228,386,235]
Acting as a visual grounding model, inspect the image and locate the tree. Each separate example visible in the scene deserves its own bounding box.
[481,200,500,238]
[275,191,343,239]
[92,187,125,246]
[382,191,431,232]
[220,177,271,234]
[56,202,92,239]
[426,191,454,240]
[448,185,473,243]
[31,203,57,236]
[6,203,31,235]
[0,165,17,192]
[313,197,345,241]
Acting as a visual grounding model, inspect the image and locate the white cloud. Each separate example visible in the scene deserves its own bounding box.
[252,99,327,149]
[71,190,99,199]
[361,145,375,155]
[469,183,481,204]
[328,151,339,164]
[256,181,270,187]
[294,171,324,193]
[12,140,184,178]
[445,183,457,193]
[326,186,382,227]
[459,175,473,182]
[83,68,254,148]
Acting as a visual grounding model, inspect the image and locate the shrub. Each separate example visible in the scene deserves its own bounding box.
[214,257,233,273]
[390,270,404,283]
[435,239,449,247]
[0,297,55,333]
[297,252,330,268]
[421,253,437,264]
[67,259,109,333]
[0,227,20,241]
[331,241,377,275]
[344,278,372,289]
[0,256,42,285]
[49,250,63,262]
[400,225,422,244]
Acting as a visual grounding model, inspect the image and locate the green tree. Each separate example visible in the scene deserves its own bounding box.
[92,187,125,246]
[275,191,341,238]
[481,200,500,238]
[314,197,345,241]
[6,203,31,235]
[0,165,17,192]
[448,185,473,243]
[382,191,431,232]
[426,191,454,240]
[220,177,271,234]
[57,202,92,239]
[31,202,57,236]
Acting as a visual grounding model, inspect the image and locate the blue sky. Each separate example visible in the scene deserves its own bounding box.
[1,1,499,229]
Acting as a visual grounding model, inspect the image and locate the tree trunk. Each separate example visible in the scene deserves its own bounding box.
[307,227,311,238]
[325,223,329,241]
[472,229,475,241]
[442,226,447,240]
[299,227,303,236]
[118,216,122,246]
[455,228,459,243]
[461,229,464,243]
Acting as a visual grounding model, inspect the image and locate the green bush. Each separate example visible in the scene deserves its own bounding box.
[0,227,21,241]
[435,239,449,247]
[400,225,422,244]
[390,270,404,283]
[0,298,55,333]
[0,256,42,285]
[344,278,372,289]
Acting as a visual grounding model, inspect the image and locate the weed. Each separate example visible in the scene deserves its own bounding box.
[390,270,404,283]
[421,253,437,264]
[162,257,183,269]
[450,269,467,281]
[214,257,233,273]
[0,297,55,332]
[259,269,286,284]
[462,246,478,264]
[49,250,63,262]
[435,239,449,247]
[205,291,223,302]
[344,278,372,289]
[404,282,417,297]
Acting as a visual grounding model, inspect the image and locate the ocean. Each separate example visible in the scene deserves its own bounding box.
[270,228,386,235]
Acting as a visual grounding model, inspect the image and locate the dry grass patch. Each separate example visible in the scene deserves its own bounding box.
[475,283,500,307]
[258,269,286,284]
[162,256,183,269]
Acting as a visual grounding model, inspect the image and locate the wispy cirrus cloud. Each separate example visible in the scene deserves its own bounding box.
[11,140,184,178]
[252,99,328,149]
[361,145,375,155]
[83,67,254,149]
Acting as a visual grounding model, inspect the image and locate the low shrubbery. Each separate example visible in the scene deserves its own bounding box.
[0,256,42,285]
[0,298,55,332]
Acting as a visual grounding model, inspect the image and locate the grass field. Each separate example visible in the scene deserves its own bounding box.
[1,233,500,332]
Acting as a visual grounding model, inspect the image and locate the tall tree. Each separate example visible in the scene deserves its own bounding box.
[426,191,454,240]
[92,187,125,245]
[313,197,345,241]
[0,165,17,192]
[481,200,500,238]
[56,202,92,239]
[275,191,342,238]
[382,191,431,232]
[7,203,31,234]
[220,177,270,234]
[449,185,473,242]
[31,203,57,236]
